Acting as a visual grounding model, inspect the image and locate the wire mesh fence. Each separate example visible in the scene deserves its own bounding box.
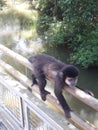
[25,106,53,130]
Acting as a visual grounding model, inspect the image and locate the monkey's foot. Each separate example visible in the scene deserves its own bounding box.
[31,83,34,87]
[31,82,38,87]
[31,83,36,87]
[41,90,50,101]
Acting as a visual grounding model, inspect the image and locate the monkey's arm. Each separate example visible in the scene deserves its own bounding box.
[76,85,94,97]
[54,73,71,118]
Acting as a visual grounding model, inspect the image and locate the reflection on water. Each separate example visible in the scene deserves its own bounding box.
[78,69,98,98]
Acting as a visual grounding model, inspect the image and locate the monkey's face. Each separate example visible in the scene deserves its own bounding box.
[65,77,78,87]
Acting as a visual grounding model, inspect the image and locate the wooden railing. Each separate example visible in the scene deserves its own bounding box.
[0,44,98,130]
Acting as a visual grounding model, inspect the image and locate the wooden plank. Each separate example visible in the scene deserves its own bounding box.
[0,59,97,130]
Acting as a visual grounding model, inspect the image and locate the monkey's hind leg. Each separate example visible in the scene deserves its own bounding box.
[38,76,50,101]
[31,74,38,86]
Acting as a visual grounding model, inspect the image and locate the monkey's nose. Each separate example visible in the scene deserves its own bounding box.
[70,83,76,88]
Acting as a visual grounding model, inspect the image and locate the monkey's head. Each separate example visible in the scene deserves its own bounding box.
[61,65,79,88]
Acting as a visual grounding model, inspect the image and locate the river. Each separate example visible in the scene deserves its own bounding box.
[0,3,98,128]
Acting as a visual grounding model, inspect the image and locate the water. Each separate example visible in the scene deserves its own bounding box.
[0,3,98,128]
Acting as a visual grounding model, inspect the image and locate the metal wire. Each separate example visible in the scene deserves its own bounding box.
[0,122,7,130]
[28,108,53,130]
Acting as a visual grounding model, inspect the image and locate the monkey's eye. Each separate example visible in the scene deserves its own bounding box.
[66,77,76,82]
[67,78,74,82]
[67,77,78,82]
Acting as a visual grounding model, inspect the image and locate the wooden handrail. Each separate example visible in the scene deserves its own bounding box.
[0,44,98,111]
[0,59,97,130]
[0,44,98,130]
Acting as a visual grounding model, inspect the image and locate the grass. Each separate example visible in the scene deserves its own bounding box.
[0,0,39,40]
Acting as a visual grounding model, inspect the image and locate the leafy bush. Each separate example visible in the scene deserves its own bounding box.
[36,0,98,68]
[70,27,98,68]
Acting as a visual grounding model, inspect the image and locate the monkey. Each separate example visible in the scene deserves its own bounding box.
[28,54,94,118]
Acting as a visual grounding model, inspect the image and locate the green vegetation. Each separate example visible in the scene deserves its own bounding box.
[34,0,98,68]
[0,0,45,54]
[0,0,38,40]
[0,0,6,9]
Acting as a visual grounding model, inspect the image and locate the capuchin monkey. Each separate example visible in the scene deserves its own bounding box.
[28,54,94,118]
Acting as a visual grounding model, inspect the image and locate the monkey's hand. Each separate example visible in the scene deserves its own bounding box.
[41,90,50,101]
[64,109,72,118]
[84,89,94,97]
